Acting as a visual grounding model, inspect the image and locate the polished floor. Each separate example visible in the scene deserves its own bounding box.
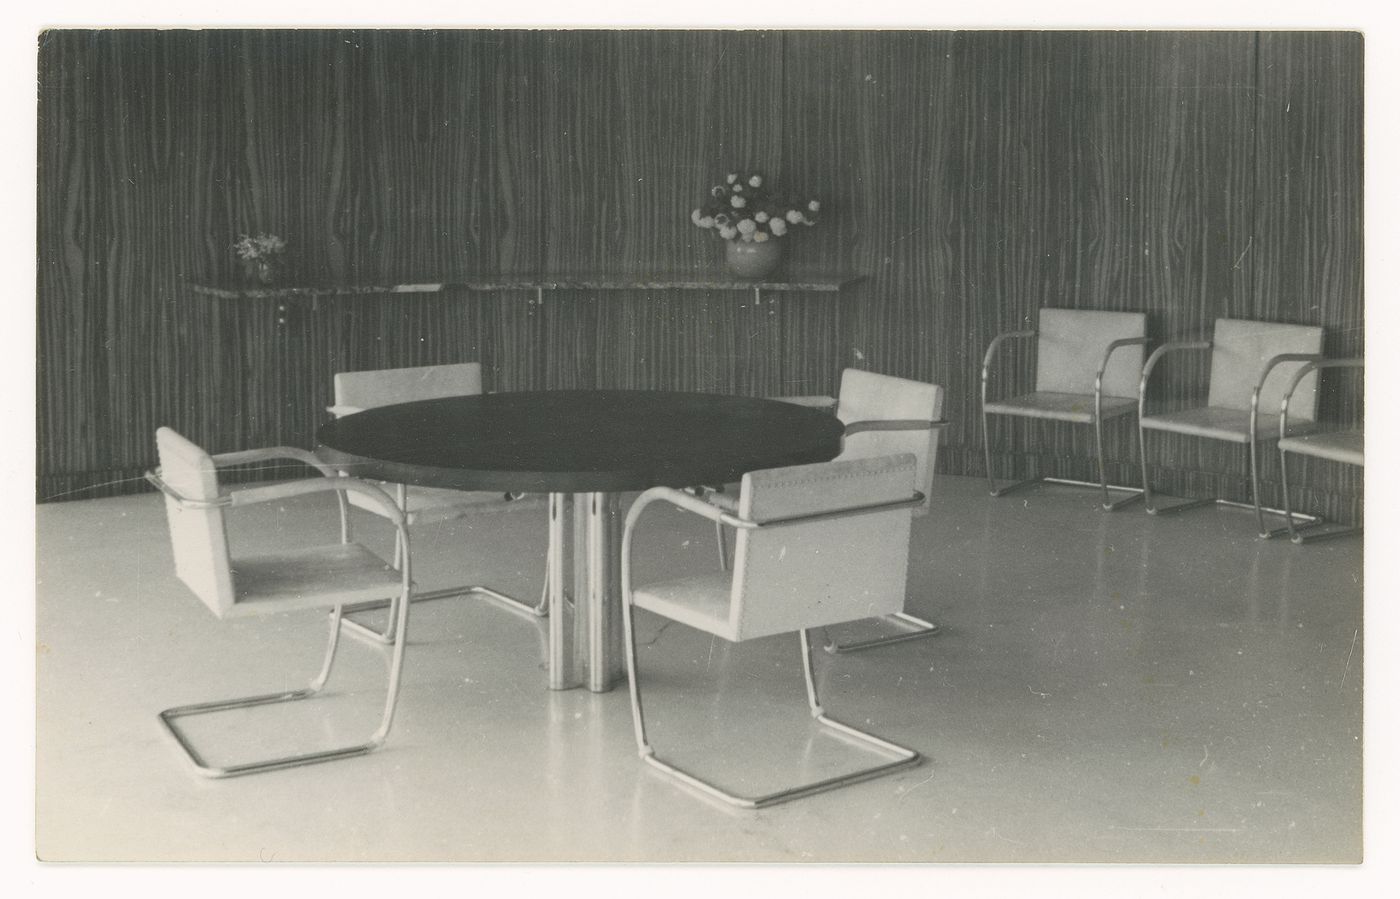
[34,475,1363,863]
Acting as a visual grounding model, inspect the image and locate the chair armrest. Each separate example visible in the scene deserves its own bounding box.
[225,476,406,526]
[1248,353,1324,440]
[1093,336,1152,396]
[1253,353,1327,409]
[210,445,342,480]
[627,486,736,531]
[981,330,1036,407]
[621,486,747,607]
[843,418,949,436]
[1138,340,1212,412]
[1278,357,1362,439]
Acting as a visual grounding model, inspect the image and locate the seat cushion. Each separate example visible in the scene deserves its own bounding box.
[984,391,1137,424]
[632,573,735,641]
[1140,406,1308,444]
[228,543,404,618]
[1278,429,1363,466]
[348,483,545,526]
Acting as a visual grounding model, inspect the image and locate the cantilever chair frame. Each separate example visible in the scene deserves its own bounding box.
[710,416,950,654]
[146,446,413,778]
[621,486,924,810]
[1274,358,1364,544]
[1137,342,1324,538]
[328,366,549,645]
[825,416,950,653]
[981,329,1152,511]
[336,478,549,646]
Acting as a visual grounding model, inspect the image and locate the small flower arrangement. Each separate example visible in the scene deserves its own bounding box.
[691,172,820,243]
[233,233,287,285]
[233,233,287,261]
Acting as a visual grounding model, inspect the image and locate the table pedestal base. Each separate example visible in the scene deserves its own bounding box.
[547,492,626,692]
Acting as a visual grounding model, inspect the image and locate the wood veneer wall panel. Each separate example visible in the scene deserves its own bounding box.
[1037,32,1262,492]
[1251,32,1364,522]
[37,30,1363,521]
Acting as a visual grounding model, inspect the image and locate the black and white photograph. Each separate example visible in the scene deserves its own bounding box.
[16,1,1396,887]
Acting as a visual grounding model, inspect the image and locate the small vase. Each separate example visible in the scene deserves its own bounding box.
[242,258,280,286]
[725,239,783,279]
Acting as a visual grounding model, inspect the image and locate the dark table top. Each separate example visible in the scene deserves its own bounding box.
[315,390,846,493]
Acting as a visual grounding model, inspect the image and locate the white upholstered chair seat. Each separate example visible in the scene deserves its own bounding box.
[1140,407,1307,445]
[981,308,1149,510]
[227,544,407,618]
[707,369,944,653]
[1137,319,1328,537]
[1277,429,1363,467]
[148,426,414,777]
[983,391,1137,424]
[632,572,735,640]
[619,454,923,808]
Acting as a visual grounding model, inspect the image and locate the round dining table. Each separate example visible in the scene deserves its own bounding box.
[316,389,845,692]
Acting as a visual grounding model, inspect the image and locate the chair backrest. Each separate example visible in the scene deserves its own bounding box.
[835,368,944,518]
[332,362,483,415]
[1034,308,1148,398]
[1207,319,1325,419]
[728,454,916,642]
[155,427,236,618]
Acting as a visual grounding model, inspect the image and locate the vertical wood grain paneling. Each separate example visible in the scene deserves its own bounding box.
[37,30,1363,521]
[1251,32,1364,522]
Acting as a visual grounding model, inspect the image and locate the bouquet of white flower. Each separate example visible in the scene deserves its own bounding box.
[233,233,287,261]
[691,172,820,244]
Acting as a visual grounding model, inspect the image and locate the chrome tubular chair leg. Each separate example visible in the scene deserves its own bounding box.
[982,408,1038,498]
[1137,419,1157,512]
[981,406,999,496]
[342,503,552,644]
[1271,444,1357,544]
[341,583,547,644]
[159,587,412,778]
[714,516,730,571]
[622,606,920,809]
[1138,425,1212,517]
[823,611,940,654]
[1277,441,1305,543]
[1092,413,1144,512]
[1249,428,1271,538]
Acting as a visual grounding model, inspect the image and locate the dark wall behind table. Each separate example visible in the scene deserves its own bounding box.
[37,30,1363,521]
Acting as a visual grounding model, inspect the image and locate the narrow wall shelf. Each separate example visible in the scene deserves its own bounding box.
[189,273,865,301]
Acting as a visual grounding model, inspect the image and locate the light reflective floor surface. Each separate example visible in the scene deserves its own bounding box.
[35,475,1362,862]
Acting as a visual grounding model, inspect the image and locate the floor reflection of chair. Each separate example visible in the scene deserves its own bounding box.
[329,362,549,643]
[621,454,924,809]
[981,308,1150,511]
[146,427,413,777]
[1273,358,1363,544]
[1137,318,1325,537]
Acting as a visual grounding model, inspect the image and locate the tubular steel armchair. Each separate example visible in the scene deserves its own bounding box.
[1275,358,1364,543]
[622,455,924,809]
[730,368,948,652]
[1137,318,1325,536]
[330,362,549,642]
[981,308,1150,511]
[146,427,412,778]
